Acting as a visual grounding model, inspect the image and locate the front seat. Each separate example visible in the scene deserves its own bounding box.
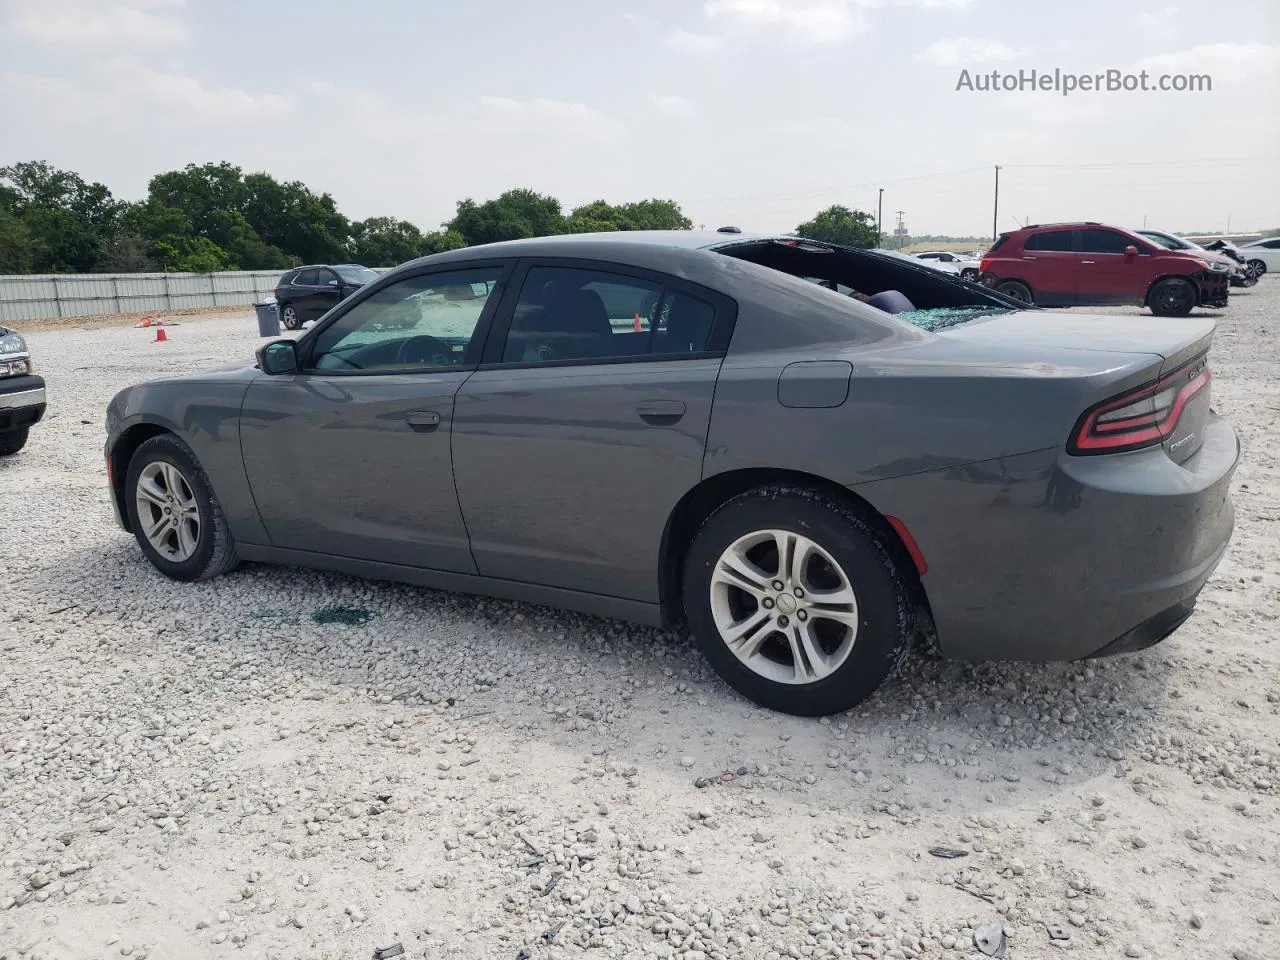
[865,289,915,314]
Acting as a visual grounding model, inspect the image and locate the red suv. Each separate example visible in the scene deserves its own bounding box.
[979,222,1230,316]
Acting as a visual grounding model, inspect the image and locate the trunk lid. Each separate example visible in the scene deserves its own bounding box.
[937,310,1216,464]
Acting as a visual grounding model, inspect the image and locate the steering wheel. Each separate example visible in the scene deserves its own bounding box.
[396,334,456,367]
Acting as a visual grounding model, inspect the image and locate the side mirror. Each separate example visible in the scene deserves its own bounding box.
[1124,245,1139,258]
[256,339,298,375]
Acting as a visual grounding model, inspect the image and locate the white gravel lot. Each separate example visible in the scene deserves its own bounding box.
[1,282,1277,960]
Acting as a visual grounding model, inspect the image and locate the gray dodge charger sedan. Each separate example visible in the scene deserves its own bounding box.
[104,230,1238,716]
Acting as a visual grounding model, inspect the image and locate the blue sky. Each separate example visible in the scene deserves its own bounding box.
[1,0,1277,237]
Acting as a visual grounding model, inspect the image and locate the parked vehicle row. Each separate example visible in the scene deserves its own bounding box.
[1137,229,1258,288]
[106,230,1239,717]
[977,221,1232,316]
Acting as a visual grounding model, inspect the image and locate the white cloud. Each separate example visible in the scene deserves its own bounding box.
[1135,42,1280,75]
[100,58,294,119]
[479,95,610,126]
[703,1,870,44]
[664,28,726,52]
[623,12,656,26]
[0,0,186,45]
[918,37,1021,66]
[668,0,974,50]
[649,94,697,117]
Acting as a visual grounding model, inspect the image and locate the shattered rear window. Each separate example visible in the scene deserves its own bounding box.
[895,306,1011,332]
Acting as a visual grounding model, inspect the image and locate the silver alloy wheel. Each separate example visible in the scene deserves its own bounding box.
[709,529,860,685]
[134,460,201,562]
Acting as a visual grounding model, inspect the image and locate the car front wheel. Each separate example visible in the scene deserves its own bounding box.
[1148,277,1197,317]
[280,303,302,330]
[1247,259,1267,277]
[125,434,240,582]
[682,486,914,717]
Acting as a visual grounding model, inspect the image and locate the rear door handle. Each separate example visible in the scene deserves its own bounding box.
[1080,260,1095,264]
[405,410,441,430]
[637,400,685,424]
[1021,255,1037,260]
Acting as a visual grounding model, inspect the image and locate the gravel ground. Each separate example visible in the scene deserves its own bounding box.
[1,282,1277,960]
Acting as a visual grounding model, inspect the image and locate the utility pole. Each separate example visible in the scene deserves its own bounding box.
[877,188,884,247]
[894,210,905,250]
[992,165,1001,242]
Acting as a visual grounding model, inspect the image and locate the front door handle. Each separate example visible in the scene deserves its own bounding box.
[405,410,441,431]
[1021,255,1038,260]
[637,400,686,425]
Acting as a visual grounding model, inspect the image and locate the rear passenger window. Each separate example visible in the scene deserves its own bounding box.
[1025,231,1075,252]
[1078,229,1136,254]
[295,269,319,285]
[501,266,716,364]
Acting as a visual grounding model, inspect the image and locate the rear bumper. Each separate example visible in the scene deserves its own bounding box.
[0,376,46,432]
[857,412,1239,662]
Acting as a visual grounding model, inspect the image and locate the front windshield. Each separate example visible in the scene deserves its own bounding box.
[334,265,379,284]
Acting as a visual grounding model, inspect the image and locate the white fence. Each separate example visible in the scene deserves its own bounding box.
[0,268,393,324]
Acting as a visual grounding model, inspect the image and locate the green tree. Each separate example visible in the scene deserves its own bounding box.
[348,216,425,267]
[794,205,878,249]
[565,198,693,233]
[0,161,124,272]
[151,237,232,273]
[448,189,565,246]
[420,229,468,256]
[0,208,33,273]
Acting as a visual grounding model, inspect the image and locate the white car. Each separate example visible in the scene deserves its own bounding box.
[1236,237,1280,275]
[913,251,980,280]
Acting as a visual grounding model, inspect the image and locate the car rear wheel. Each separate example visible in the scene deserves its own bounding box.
[681,486,914,717]
[125,434,240,582]
[280,303,302,330]
[1148,277,1196,317]
[961,267,979,281]
[995,280,1033,304]
[0,427,29,456]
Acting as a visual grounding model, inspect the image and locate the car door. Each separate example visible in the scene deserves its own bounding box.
[312,267,346,319]
[285,268,318,320]
[450,259,734,602]
[1076,228,1150,305]
[1019,229,1079,306]
[239,261,514,571]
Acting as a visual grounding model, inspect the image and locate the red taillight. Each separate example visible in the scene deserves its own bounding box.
[979,258,991,273]
[1068,356,1210,455]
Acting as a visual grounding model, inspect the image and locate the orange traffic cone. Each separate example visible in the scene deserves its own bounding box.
[154,326,167,342]
[139,316,152,328]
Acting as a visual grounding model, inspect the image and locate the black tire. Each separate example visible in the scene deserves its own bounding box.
[681,485,914,717]
[961,268,979,281]
[124,433,240,582]
[1248,259,1267,277]
[0,427,29,456]
[995,279,1033,304]
[280,302,303,330]
[1148,277,1196,317]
